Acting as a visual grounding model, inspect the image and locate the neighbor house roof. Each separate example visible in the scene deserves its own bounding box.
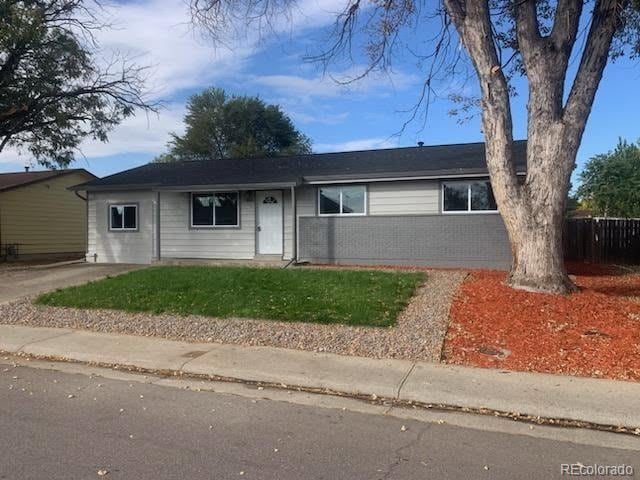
[71,141,527,191]
[0,169,96,193]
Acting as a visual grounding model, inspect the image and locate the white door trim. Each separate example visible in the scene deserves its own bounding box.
[256,190,284,255]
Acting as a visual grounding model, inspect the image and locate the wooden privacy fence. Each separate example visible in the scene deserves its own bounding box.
[564,218,640,264]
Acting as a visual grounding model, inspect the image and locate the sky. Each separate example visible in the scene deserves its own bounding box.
[0,0,638,185]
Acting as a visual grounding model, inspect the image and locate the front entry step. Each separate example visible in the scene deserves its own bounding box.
[253,254,285,263]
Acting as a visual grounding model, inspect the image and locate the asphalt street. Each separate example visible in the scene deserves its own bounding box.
[0,361,638,480]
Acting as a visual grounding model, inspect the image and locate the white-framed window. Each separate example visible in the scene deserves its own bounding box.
[442,180,498,213]
[191,192,240,227]
[318,185,366,216]
[109,204,138,231]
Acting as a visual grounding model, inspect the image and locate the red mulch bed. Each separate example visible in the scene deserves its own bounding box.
[443,263,640,381]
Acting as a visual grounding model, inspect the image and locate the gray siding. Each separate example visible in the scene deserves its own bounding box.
[292,185,316,260]
[160,192,255,260]
[87,191,155,264]
[296,185,316,217]
[298,214,512,269]
[368,180,439,215]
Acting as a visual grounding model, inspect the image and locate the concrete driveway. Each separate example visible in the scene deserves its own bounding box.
[0,262,144,304]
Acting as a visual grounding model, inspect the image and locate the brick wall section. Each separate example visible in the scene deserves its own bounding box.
[298,214,512,270]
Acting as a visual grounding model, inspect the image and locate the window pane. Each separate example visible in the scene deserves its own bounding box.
[192,194,214,225]
[341,186,365,214]
[214,192,238,226]
[443,183,469,211]
[123,206,137,229]
[111,206,123,229]
[471,181,497,211]
[319,187,340,214]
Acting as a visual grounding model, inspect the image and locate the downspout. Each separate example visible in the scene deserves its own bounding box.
[0,204,3,261]
[283,184,297,269]
[155,191,161,262]
[74,191,90,263]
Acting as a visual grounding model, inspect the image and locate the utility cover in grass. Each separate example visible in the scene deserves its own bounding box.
[36,266,425,327]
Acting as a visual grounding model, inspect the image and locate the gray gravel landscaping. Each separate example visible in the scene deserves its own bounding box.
[0,269,466,362]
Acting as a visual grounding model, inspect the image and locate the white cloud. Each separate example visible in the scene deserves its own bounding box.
[247,67,418,131]
[76,103,186,158]
[250,68,419,100]
[315,137,399,152]
[93,0,251,99]
[0,148,27,168]
[291,110,349,125]
[92,0,348,100]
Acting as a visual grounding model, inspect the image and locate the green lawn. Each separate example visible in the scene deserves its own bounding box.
[36,266,425,327]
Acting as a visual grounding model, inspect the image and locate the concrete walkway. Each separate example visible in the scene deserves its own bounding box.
[0,263,143,304]
[1,324,639,431]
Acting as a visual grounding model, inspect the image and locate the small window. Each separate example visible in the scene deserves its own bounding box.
[443,183,468,212]
[470,181,497,211]
[319,186,366,216]
[443,180,497,213]
[263,196,278,204]
[341,186,365,214]
[110,204,137,230]
[191,192,239,227]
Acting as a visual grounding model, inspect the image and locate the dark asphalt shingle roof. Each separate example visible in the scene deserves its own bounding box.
[73,141,527,191]
[0,169,95,192]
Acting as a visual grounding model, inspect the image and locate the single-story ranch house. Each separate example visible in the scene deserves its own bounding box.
[71,141,527,269]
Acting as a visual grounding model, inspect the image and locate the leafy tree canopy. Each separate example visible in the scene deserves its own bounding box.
[157,88,311,162]
[0,0,154,168]
[577,139,640,218]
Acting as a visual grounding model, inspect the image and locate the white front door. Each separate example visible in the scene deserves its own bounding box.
[257,190,283,255]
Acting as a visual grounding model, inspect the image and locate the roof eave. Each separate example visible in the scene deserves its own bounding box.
[69,183,162,191]
[156,181,300,191]
[303,168,527,184]
[71,181,301,192]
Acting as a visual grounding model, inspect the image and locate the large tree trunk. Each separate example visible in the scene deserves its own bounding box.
[444,0,623,294]
[501,131,577,294]
[507,213,573,294]
[484,114,578,294]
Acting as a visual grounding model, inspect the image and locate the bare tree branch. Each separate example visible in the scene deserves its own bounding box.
[564,0,626,127]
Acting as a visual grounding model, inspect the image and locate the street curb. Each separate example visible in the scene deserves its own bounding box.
[1,324,639,434]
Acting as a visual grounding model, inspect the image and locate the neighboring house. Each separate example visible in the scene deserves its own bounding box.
[0,169,96,260]
[71,141,527,269]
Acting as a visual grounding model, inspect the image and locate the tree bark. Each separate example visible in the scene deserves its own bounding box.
[505,128,577,294]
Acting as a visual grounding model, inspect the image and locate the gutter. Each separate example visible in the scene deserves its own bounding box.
[155,182,299,192]
[68,183,162,192]
[304,171,528,184]
[70,182,301,193]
